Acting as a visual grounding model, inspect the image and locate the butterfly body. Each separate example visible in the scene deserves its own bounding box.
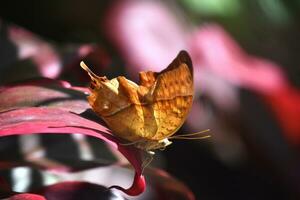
[82,51,193,151]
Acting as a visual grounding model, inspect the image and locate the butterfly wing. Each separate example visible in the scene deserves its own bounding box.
[85,51,193,145]
[143,50,194,140]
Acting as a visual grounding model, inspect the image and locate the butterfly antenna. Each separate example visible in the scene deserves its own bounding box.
[169,129,211,140]
[80,61,101,80]
[170,135,211,140]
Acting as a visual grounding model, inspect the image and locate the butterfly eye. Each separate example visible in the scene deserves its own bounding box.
[102,101,110,110]
[90,82,95,89]
[90,79,99,89]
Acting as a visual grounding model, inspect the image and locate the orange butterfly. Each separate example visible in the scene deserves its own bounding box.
[81,51,209,153]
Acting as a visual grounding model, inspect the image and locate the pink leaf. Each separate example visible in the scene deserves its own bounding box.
[0,78,88,113]
[9,193,46,200]
[189,24,300,145]
[0,107,145,195]
[189,24,288,93]
[104,1,187,77]
[8,25,61,79]
[0,78,146,196]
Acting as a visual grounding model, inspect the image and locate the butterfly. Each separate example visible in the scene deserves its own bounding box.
[81,50,209,154]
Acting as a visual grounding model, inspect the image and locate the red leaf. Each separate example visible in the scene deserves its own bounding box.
[263,87,300,144]
[0,78,89,113]
[0,107,145,195]
[0,78,146,196]
[41,181,125,200]
[9,193,46,200]
[145,168,195,200]
[109,172,146,196]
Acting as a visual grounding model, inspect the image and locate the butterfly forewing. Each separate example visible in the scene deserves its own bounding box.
[147,51,193,140]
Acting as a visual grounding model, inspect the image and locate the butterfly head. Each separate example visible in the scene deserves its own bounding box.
[80,61,106,90]
[80,61,124,116]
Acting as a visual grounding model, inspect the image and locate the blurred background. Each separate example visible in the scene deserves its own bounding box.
[1,0,300,199]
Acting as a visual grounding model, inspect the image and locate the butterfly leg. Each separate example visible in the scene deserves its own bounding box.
[119,139,147,146]
[141,151,155,173]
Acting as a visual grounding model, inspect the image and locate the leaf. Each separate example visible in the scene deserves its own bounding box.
[189,24,287,93]
[2,165,194,199]
[7,182,126,200]
[104,1,186,76]
[0,79,146,196]
[40,181,126,200]
[9,193,46,200]
[145,168,195,200]
[0,78,114,169]
[0,78,89,113]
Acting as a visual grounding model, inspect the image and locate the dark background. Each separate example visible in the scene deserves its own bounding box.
[1,1,300,199]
